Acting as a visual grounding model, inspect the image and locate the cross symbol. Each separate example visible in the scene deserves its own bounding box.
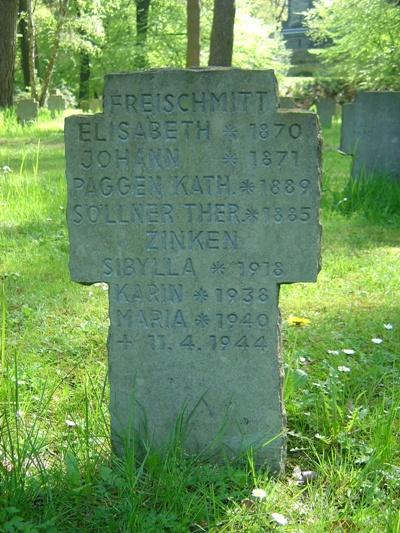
[117,335,133,349]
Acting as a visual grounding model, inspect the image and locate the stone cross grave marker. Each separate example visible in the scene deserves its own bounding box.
[316,97,336,128]
[16,99,38,124]
[48,95,65,119]
[65,69,321,472]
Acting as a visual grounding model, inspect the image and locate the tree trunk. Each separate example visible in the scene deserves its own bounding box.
[186,0,200,67]
[27,0,37,100]
[276,0,288,24]
[0,0,19,108]
[79,50,90,103]
[35,41,40,78]
[18,0,36,98]
[38,0,69,107]
[135,0,151,68]
[208,0,235,67]
[18,0,30,88]
[76,3,90,105]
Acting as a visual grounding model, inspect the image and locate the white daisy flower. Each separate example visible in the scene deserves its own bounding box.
[271,513,288,526]
[252,488,267,499]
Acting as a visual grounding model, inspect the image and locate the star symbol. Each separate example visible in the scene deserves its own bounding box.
[223,124,238,140]
[240,179,255,194]
[210,260,225,275]
[244,208,258,222]
[195,313,210,328]
[193,288,208,303]
[223,152,238,167]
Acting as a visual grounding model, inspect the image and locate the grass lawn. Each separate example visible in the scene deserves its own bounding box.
[0,109,399,532]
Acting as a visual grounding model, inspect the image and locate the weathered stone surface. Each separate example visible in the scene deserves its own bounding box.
[47,95,65,118]
[351,92,400,180]
[316,97,336,128]
[65,69,321,472]
[340,102,355,155]
[16,99,38,124]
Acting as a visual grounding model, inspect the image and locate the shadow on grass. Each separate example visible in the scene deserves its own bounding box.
[321,211,400,253]
[333,176,400,222]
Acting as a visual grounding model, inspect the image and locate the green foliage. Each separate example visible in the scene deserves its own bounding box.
[306,0,400,90]
[282,76,348,103]
[233,4,290,76]
[15,0,290,100]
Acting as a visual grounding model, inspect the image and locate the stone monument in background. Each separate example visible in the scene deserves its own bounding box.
[89,98,103,113]
[282,0,319,76]
[279,96,297,109]
[339,102,355,155]
[65,69,321,472]
[316,97,336,128]
[48,95,65,118]
[339,92,400,180]
[16,99,38,124]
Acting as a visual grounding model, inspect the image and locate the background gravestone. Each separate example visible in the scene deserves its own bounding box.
[16,99,38,124]
[316,97,336,128]
[89,98,103,113]
[81,100,90,112]
[65,69,321,471]
[48,95,65,118]
[350,92,400,180]
[279,96,296,109]
[340,102,355,155]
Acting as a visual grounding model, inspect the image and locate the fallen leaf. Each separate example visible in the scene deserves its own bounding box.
[241,498,255,510]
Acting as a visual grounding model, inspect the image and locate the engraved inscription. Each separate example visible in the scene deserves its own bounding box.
[70,82,317,355]
[106,90,270,114]
[65,69,320,469]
